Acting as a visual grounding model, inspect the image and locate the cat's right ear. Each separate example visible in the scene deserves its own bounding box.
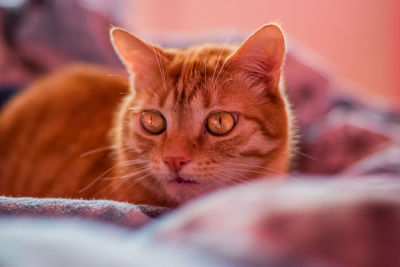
[227,24,286,91]
[110,27,167,86]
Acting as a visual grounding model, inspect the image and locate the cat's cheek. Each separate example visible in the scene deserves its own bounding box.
[119,119,140,153]
[150,162,161,172]
[123,136,142,153]
[132,115,146,137]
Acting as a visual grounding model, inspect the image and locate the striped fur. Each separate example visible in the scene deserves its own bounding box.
[0,25,294,207]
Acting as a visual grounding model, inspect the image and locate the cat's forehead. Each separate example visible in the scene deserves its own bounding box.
[163,45,236,85]
[154,45,239,108]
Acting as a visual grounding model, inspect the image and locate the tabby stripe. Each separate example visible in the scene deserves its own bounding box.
[242,114,274,138]
[185,84,198,104]
[202,89,212,108]
[158,87,171,108]
[179,88,186,104]
[240,149,271,158]
[132,132,155,149]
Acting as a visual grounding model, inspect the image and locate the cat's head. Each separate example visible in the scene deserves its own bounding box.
[110,25,292,205]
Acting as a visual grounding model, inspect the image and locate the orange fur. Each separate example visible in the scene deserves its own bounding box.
[0,24,294,207]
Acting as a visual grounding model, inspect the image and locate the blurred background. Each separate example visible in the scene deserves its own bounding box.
[0,0,399,174]
[0,0,398,109]
[128,0,400,106]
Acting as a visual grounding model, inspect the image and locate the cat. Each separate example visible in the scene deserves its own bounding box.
[0,24,294,207]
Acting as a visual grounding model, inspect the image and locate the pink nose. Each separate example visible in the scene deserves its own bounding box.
[163,156,191,172]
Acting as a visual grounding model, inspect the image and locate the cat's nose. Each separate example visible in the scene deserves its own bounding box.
[163,155,191,172]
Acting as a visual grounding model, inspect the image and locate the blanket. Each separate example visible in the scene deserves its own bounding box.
[0,196,167,228]
[1,177,400,267]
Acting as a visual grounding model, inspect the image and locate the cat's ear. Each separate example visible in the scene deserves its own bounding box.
[110,27,167,86]
[228,24,286,90]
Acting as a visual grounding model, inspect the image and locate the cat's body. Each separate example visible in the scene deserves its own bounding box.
[0,25,294,207]
[0,65,128,201]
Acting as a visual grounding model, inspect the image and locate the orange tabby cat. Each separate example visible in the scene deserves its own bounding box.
[0,24,293,207]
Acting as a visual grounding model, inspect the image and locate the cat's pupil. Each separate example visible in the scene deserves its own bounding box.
[206,111,236,136]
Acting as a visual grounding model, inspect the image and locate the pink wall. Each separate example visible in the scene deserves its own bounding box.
[124,0,400,107]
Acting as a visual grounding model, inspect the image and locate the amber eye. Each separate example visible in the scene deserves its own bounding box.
[140,110,166,134]
[206,111,236,136]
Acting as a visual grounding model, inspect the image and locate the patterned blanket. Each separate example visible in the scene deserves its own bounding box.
[1,177,399,267]
[0,196,167,228]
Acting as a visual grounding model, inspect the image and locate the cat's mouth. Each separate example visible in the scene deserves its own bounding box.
[170,176,198,185]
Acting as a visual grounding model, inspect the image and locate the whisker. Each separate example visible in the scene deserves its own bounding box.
[296,151,320,162]
[79,165,123,193]
[222,162,281,173]
[127,174,152,187]
[211,47,225,86]
[203,57,208,84]
[107,73,128,79]
[219,78,234,87]
[221,168,253,178]
[152,47,167,93]
[214,173,252,186]
[221,174,252,185]
[128,107,141,114]
[228,177,252,185]
[119,168,152,179]
[78,159,148,193]
[101,167,151,181]
[221,164,281,176]
[79,146,114,157]
[226,168,279,176]
[211,30,233,88]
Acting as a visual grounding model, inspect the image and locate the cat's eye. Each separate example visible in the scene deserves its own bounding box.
[206,111,236,136]
[141,110,166,135]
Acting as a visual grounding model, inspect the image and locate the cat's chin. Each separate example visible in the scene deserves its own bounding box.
[162,177,210,204]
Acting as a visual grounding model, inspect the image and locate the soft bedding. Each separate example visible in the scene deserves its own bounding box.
[0,196,167,229]
[1,177,400,267]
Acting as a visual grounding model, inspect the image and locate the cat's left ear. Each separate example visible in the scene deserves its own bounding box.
[227,24,286,90]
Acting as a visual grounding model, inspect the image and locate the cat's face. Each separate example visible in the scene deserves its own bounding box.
[111,25,291,205]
